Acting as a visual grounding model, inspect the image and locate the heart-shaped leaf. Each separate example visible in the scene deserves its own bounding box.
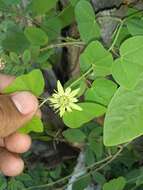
[63,102,106,128]
[104,73,143,146]
[85,78,117,106]
[112,36,143,89]
[80,41,113,76]
[75,0,100,43]
[103,177,126,190]
[3,69,44,96]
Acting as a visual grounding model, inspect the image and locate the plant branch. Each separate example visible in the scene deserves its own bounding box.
[40,41,85,52]
[22,145,125,190]
[69,67,93,88]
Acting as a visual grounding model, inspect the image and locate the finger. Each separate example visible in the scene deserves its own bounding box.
[3,109,41,151]
[0,148,24,176]
[0,74,15,91]
[4,132,31,153]
[0,92,38,137]
[0,138,4,147]
[36,109,42,118]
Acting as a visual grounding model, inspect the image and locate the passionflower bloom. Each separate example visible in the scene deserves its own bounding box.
[48,80,82,117]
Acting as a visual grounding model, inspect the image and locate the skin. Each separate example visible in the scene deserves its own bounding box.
[0,74,39,176]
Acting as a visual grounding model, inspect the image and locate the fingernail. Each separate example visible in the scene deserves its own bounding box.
[11,92,38,115]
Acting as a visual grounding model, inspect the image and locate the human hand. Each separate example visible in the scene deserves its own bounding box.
[0,74,39,176]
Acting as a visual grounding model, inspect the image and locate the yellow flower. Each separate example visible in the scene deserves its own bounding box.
[48,81,82,117]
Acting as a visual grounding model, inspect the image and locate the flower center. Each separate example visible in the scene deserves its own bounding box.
[59,95,70,107]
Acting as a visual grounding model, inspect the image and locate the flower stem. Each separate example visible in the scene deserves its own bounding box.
[69,67,93,88]
[39,97,49,108]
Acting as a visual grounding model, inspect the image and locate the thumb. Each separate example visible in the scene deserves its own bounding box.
[0,92,38,137]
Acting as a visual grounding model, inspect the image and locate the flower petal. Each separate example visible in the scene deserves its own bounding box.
[60,106,66,117]
[66,106,72,112]
[53,93,60,98]
[57,80,64,94]
[69,88,80,97]
[71,98,78,103]
[65,87,71,95]
[70,103,82,111]
[48,98,58,104]
[52,104,60,109]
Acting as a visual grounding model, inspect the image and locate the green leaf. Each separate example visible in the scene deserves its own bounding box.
[126,169,141,185]
[87,124,103,161]
[75,0,100,43]
[19,116,44,134]
[2,27,29,53]
[22,50,31,64]
[126,8,142,18]
[0,174,7,190]
[63,102,106,128]
[70,0,79,6]
[63,129,86,143]
[16,173,33,183]
[59,4,75,28]
[24,27,48,46]
[115,27,130,47]
[0,0,8,9]
[31,0,58,15]
[9,52,20,64]
[135,168,143,186]
[92,171,106,185]
[80,41,113,77]
[50,165,62,179]
[89,138,103,160]
[65,78,87,97]
[85,78,117,106]
[127,18,143,36]
[88,127,103,139]
[8,178,24,190]
[103,177,126,190]
[5,0,21,5]
[85,146,95,165]
[30,45,40,60]
[3,69,44,96]
[104,74,143,146]
[112,36,143,89]
[73,175,91,190]
[6,65,25,76]
[42,16,61,41]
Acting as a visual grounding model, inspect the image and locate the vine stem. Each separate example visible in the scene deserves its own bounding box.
[38,11,133,108]
[40,41,85,52]
[39,18,122,108]
[69,67,93,88]
[21,156,111,190]
[22,145,125,190]
[108,20,124,52]
[97,15,122,23]
[39,17,124,108]
[39,97,49,108]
